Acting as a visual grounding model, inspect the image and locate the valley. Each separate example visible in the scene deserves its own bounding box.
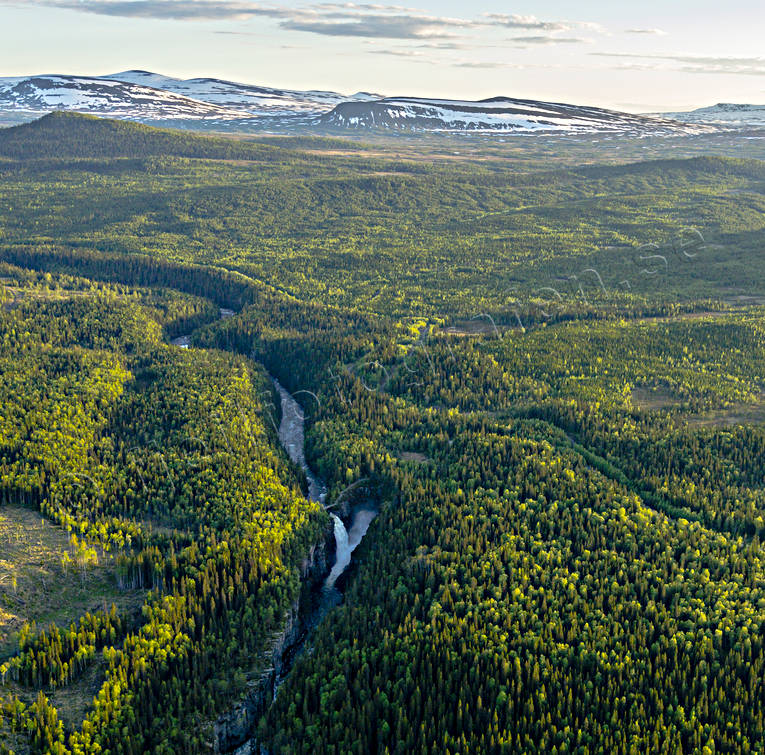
[0,112,763,754]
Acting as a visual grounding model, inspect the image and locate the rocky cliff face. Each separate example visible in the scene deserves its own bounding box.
[213,519,336,753]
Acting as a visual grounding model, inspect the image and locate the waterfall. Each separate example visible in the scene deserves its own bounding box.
[325,514,351,589]
[273,377,378,588]
[272,378,361,588]
[175,317,379,751]
[325,508,377,590]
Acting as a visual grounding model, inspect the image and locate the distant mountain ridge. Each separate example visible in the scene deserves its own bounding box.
[318,96,707,135]
[662,103,765,128]
[0,69,755,136]
[0,70,378,126]
[104,70,380,116]
[0,74,249,120]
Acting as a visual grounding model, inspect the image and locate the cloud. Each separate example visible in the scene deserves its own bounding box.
[29,0,604,42]
[624,28,667,35]
[370,48,429,58]
[593,52,765,76]
[34,0,478,37]
[281,12,475,39]
[453,61,526,69]
[485,13,604,34]
[484,13,570,31]
[509,35,586,45]
[415,41,472,50]
[47,0,288,20]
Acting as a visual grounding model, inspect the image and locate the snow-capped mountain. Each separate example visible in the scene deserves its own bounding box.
[661,103,765,128]
[0,71,379,125]
[105,70,379,117]
[0,71,722,136]
[0,75,251,120]
[319,96,709,135]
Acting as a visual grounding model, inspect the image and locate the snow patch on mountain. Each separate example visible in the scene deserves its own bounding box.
[320,96,710,135]
[661,103,765,128]
[105,70,380,116]
[0,71,381,124]
[0,75,251,120]
[0,71,733,137]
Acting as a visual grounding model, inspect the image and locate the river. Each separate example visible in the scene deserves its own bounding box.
[172,314,377,741]
[272,379,376,593]
[172,313,376,597]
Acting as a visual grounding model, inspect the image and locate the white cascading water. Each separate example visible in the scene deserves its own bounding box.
[325,508,377,589]
[173,318,375,727]
[325,514,351,589]
[271,379,377,590]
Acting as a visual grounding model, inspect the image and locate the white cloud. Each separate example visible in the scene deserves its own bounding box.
[509,35,586,45]
[594,52,765,76]
[624,28,667,36]
[25,0,605,42]
[484,13,570,32]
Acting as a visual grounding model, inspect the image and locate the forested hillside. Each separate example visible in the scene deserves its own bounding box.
[1,115,764,753]
[0,112,296,161]
[0,270,327,752]
[243,311,765,753]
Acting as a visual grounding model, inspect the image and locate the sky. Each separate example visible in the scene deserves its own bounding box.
[2,0,764,111]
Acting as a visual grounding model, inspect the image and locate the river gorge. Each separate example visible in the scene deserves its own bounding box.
[173,317,377,752]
